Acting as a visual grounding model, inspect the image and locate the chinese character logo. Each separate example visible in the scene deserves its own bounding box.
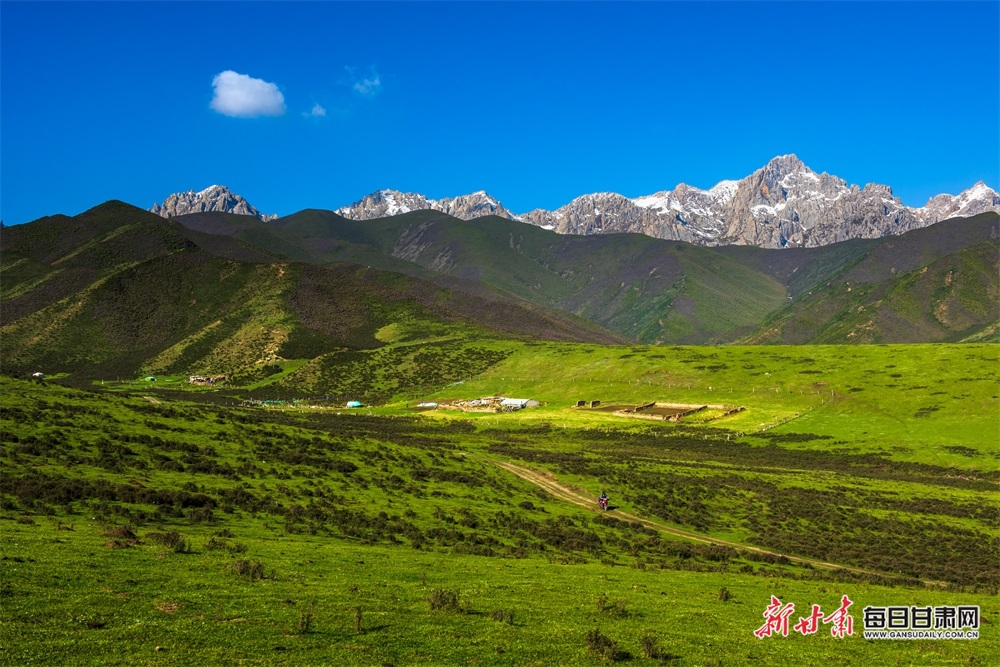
[755,596,796,638]
[756,595,854,639]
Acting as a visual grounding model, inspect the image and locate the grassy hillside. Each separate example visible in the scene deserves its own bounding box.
[2,347,997,664]
[240,210,789,343]
[1,203,622,382]
[740,214,1000,344]
[4,203,997,665]
[182,208,999,345]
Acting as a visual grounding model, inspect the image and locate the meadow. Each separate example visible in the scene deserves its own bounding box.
[2,341,997,665]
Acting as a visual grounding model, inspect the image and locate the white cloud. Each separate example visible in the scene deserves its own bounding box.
[306,103,327,117]
[343,66,382,97]
[354,74,381,96]
[210,70,286,118]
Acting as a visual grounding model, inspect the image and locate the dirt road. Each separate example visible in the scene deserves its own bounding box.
[494,460,940,585]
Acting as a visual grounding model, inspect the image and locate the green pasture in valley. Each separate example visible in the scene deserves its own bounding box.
[2,342,997,664]
[405,342,998,468]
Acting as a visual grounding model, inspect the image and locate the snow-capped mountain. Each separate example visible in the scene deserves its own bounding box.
[518,155,987,248]
[335,190,517,222]
[914,181,1000,224]
[336,156,1000,249]
[151,185,277,221]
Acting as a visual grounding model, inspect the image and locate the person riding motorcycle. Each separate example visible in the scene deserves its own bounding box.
[598,491,609,510]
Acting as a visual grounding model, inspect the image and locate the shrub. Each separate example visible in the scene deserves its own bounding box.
[585,628,620,661]
[204,537,227,551]
[146,531,189,553]
[297,600,315,634]
[105,526,137,540]
[231,559,266,580]
[596,594,628,618]
[491,608,515,625]
[428,588,460,612]
[185,507,216,524]
[204,537,248,553]
[640,633,659,659]
[717,587,732,602]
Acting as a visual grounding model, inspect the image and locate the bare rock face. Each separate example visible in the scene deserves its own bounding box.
[334,156,999,249]
[518,155,998,248]
[520,182,738,243]
[337,190,434,219]
[520,193,689,239]
[336,189,517,221]
[531,156,924,248]
[713,156,921,247]
[151,186,277,221]
[914,182,1000,224]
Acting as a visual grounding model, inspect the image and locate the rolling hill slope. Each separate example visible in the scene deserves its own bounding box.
[176,208,999,345]
[1,202,624,383]
[740,213,1000,344]
[5,202,996,388]
[191,209,789,344]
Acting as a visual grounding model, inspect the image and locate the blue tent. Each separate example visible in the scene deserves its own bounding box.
[346,400,363,408]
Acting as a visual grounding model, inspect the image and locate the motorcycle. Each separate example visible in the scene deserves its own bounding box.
[598,496,609,511]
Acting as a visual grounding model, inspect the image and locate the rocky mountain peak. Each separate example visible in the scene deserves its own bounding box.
[914,181,1000,223]
[765,153,805,172]
[336,189,518,222]
[333,156,999,249]
[863,183,894,195]
[151,186,277,221]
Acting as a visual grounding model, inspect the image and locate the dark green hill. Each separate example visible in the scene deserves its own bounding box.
[226,209,790,344]
[739,213,1000,343]
[1,202,278,325]
[171,211,319,263]
[251,209,999,345]
[6,201,996,378]
[1,202,624,385]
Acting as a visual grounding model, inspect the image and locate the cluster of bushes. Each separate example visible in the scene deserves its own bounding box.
[5,378,996,590]
[146,530,190,553]
[4,473,215,511]
[230,559,268,580]
[487,421,998,586]
[266,342,512,404]
[585,628,672,662]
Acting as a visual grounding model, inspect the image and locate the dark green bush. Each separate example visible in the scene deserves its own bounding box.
[586,628,620,661]
[231,559,267,580]
[428,588,460,612]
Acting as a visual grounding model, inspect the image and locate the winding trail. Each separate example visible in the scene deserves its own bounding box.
[494,460,944,586]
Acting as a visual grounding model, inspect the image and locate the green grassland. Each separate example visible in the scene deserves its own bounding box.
[2,337,997,665]
[2,204,998,664]
[406,343,998,467]
[5,522,995,666]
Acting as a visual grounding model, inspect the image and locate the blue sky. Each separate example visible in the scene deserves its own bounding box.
[2,1,998,224]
